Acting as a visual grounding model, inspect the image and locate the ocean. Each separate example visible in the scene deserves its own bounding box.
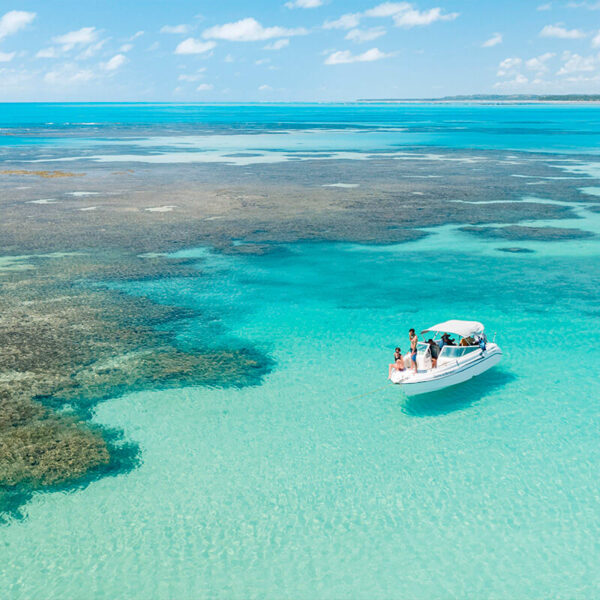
[1,103,599,599]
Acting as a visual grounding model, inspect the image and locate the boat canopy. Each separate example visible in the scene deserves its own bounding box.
[421,320,484,338]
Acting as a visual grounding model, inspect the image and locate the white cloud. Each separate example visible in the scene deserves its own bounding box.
[285,0,323,8]
[255,58,271,65]
[0,51,15,62]
[493,73,528,88]
[0,10,36,40]
[36,47,58,59]
[362,3,458,27]
[592,30,600,47]
[324,47,392,65]
[482,33,502,47]
[323,13,361,30]
[129,31,144,40]
[539,24,586,39]
[175,38,216,54]
[566,1,600,7]
[259,84,273,90]
[224,53,234,62]
[78,39,107,60]
[160,24,190,34]
[104,53,126,71]
[119,43,133,52]
[537,3,552,9]
[197,83,213,91]
[44,64,95,85]
[345,27,386,42]
[392,7,458,27]
[53,27,98,51]
[203,18,307,41]
[557,51,597,74]
[525,52,555,71]
[364,2,411,18]
[264,38,289,50]
[178,69,206,82]
[497,57,522,76]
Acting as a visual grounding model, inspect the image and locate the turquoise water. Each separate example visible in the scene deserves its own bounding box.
[2,104,600,598]
[3,240,600,598]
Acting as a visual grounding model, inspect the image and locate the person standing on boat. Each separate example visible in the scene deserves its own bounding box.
[409,329,418,374]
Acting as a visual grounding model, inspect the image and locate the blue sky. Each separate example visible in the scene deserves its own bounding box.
[1,0,600,101]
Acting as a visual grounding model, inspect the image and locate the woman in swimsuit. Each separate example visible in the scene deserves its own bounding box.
[388,347,404,379]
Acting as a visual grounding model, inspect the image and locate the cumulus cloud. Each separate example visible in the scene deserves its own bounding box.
[78,39,107,60]
[0,50,15,62]
[178,69,206,82]
[362,2,458,27]
[525,52,555,71]
[264,38,289,50]
[160,24,190,34]
[175,38,216,54]
[493,73,528,88]
[345,27,386,42]
[364,2,411,17]
[539,24,586,39]
[323,13,362,30]
[44,64,95,85]
[119,43,133,52]
[593,30,600,47]
[259,84,273,90]
[203,18,307,41]
[0,10,36,40]
[285,0,323,8]
[197,83,213,91]
[482,33,502,47]
[557,51,597,74]
[36,47,58,59]
[324,47,392,65]
[326,3,458,31]
[104,53,126,71]
[53,27,98,51]
[392,7,458,27]
[497,57,522,76]
[537,3,552,9]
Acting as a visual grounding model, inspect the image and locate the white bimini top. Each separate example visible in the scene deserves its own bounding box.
[421,320,485,338]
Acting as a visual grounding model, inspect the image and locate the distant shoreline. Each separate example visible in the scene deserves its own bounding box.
[357,95,600,105]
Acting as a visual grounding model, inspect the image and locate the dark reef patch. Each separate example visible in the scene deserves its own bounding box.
[496,247,536,254]
[0,252,271,520]
[459,225,595,241]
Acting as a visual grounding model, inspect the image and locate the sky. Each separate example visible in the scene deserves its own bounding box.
[1,0,600,101]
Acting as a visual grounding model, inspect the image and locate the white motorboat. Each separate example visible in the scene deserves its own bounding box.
[390,320,502,396]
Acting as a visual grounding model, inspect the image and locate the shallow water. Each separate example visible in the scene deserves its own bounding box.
[2,239,600,599]
[1,104,600,598]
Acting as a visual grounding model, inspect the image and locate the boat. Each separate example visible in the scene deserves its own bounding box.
[389,320,502,396]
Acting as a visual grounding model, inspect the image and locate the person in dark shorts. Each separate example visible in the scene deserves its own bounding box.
[409,329,418,374]
[388,347,404,379]
[427,339,440,368]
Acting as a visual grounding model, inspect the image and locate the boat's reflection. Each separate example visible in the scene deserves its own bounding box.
[401,369,516,417]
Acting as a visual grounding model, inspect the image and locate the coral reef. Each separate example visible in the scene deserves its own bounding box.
[459,225,595,241]
[0,169,83,178]
[0,252,270,519]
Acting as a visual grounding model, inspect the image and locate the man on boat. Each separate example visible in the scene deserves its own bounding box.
[409,328,418,374]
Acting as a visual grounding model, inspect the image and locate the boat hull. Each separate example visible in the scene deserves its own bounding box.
[393,347,502,397]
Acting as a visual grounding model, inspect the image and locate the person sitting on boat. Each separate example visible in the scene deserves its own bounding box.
[409,329,418,374]
[388,347,404,379]
[440,333,455,347]
[427,339,440,368]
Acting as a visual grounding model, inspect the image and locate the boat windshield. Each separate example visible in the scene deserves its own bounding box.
[439,345,480,359]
